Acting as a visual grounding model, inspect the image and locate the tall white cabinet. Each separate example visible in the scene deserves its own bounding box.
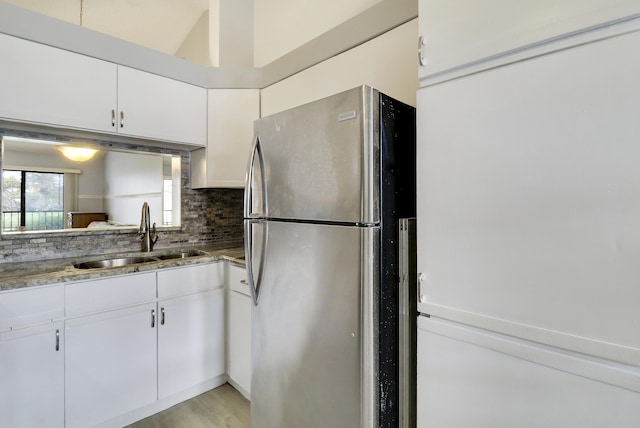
[416,2,640,427]
[418,0,640,85]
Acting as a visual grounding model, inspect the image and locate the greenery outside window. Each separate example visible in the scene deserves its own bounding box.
[2,170,64,232]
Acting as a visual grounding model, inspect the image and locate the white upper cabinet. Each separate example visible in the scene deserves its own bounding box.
[117,66,207,146]
[0,33,117,132]
[0,34,206,147]
[418,0,640,85]
[191,89,259,188]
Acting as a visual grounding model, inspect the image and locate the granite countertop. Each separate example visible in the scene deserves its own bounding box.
[0,246,245,291]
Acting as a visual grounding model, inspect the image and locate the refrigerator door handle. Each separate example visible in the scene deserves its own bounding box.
[244,132,267,218]
[244,219,268,305]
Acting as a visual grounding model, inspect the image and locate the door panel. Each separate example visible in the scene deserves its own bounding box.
[253,86,377,224]
[417,31,640,354]
[251,221,368,428]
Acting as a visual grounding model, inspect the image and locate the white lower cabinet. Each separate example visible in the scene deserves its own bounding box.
[65,304,158,428]
[226,264,252,398]
[0,322,65,428]
[63,263,225,427]
[1,261,229,427]
[158,288,225,398]
[0,284,65,427]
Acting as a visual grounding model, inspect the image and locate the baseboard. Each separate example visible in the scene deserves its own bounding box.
[227,377,251,401]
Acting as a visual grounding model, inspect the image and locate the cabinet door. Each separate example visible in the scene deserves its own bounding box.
[117,65,207,146]
[0,33,117,132]
[228,288,252,396]
[418,0,640,84]
[0,284,64,331]
[0,323,64,428]
[417,317,640,427]
[65,304,157,428]
[416,29,640,359]
[227,264,251,396]
[192,89,260,188]
[158,288,225,398]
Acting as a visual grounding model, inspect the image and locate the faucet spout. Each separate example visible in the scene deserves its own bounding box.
[139,202,158,252]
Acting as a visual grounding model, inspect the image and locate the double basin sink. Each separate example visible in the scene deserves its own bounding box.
[74,250,205,270]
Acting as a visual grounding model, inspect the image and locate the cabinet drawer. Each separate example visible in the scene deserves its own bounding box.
[66,272,156,317]
[157,262,223,299]
[228,265,249,296]
[0,285,64,331]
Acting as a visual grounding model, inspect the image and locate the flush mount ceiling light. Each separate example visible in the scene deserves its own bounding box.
[54,146,98,162]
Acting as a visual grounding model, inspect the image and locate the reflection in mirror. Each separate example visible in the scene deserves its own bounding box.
[1,135,181,234]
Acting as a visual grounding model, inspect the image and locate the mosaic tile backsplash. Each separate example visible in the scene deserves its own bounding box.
[0,132,244,263]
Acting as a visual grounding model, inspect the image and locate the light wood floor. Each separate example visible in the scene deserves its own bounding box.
[126,384,250,428]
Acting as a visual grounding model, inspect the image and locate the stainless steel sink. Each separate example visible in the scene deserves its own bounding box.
[74,256,159,269]
[156,250,205,260]
[73,250,205,269]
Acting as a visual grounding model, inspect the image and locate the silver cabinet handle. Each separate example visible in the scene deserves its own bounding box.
[240,279,248,285]
[55,329,60,351]
[161,307,165,326]
[111,109,116,127]
[151,309,156,328]
[418,36,427,66]
[120,110,125,128]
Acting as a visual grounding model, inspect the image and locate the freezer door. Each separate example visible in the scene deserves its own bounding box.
[250,221,378,428]
[253,86,380,224]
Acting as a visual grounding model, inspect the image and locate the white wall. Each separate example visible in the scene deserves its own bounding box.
[260,19,418,116]
[175,11,211,66]
[253,0,383,67]
[76,153,106,213]
[103,151,163,226]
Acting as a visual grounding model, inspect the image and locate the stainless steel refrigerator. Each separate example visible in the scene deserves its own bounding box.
[244,85,416,428]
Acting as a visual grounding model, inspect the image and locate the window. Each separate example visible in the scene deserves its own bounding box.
[163,178,173,226]
[2,170,64,232]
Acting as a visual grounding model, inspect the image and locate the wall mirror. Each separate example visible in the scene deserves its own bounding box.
[1,135,181,234]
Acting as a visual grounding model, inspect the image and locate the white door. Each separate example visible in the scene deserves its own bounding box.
[0,33,117,132]
[116,65,207,146]
[157,288,225,398]
[249,221,366,428]
[65,304,157,428]
[0,323,64,428]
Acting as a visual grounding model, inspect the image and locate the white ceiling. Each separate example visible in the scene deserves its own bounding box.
[3,0,209,56]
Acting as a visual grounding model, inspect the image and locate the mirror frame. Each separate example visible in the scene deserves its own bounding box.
[0,129,185,236]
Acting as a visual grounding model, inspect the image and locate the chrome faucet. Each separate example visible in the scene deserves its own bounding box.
[139,202,158,252]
